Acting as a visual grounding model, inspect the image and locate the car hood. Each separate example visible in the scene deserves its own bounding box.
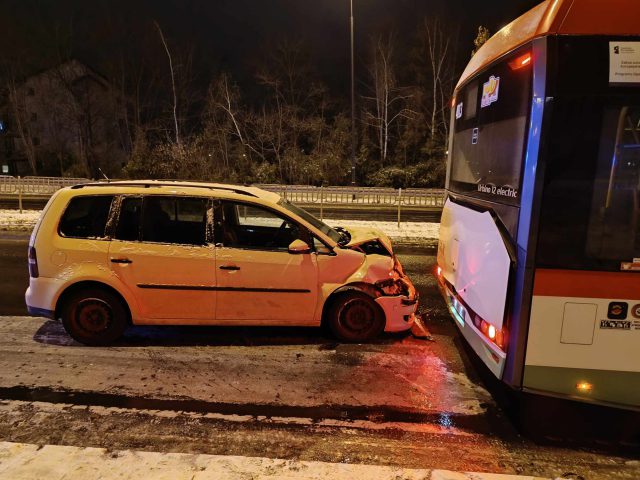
[343,225,393,254]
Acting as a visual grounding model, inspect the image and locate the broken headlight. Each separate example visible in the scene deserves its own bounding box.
[375,276,409,296]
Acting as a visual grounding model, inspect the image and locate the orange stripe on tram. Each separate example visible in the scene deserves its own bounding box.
[533,269,640,299]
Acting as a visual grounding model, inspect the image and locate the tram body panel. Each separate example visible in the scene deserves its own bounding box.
[522,270,640,408]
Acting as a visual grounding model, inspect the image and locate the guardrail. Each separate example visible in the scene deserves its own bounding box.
[0,176,90,195]
[0,176,91,212]
[0,176,444,225]
[258,184,444,208]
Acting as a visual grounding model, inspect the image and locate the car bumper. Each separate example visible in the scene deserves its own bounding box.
[376,258,418,332]
[26,305,55,319]
[25,277,63,320]
[376,295,417,332]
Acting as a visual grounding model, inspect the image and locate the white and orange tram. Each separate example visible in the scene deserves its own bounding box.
[437,0,640,410]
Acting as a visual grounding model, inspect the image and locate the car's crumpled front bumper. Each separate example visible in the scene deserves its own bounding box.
[375,257,418,332]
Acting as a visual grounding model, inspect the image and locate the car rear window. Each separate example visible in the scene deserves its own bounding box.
[59,195,114,239]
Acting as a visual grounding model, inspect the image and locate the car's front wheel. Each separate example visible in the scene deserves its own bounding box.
[61,288,128,346]
[327,292,385,342]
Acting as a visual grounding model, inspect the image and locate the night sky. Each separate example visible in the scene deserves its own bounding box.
[1,0,543,95]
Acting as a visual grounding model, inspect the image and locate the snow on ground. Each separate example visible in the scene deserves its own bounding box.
[0,209,439,243]
[326,218,439,243]
[0,441,548,480]
[0,209,41,231]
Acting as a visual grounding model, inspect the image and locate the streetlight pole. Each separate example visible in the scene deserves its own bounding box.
[350,0,356,186]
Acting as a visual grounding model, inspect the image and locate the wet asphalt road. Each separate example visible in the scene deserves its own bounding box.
[0,236,638,478]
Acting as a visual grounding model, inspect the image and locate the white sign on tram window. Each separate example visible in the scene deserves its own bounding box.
[481,76,500,108]
[455,102,463,119]
[609,42,640,86]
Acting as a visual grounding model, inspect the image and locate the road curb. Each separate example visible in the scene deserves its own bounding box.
[0,441,549,479]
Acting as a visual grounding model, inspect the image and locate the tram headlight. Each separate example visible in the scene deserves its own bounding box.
[480,319,506,350]
[488,324,496,340]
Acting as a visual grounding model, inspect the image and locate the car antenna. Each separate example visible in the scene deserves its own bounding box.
[98,168,110,183]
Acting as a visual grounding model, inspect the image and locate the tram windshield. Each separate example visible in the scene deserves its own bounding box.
[449,48,532,206]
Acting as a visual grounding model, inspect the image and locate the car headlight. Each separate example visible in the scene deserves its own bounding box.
[375,277,409,296]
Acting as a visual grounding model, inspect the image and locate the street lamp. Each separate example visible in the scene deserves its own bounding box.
[350,0,356,186]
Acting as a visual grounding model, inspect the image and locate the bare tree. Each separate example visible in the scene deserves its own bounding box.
[362,34,415,165]
[254,39,328,182]
[415,18,459,147]
[154,21,180,146]
[207,73,268,171]
[6,74,37,174]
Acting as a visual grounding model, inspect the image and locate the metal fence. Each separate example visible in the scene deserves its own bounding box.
[0,176,89,196]
[257,184,444,208]
[0,176,445,224]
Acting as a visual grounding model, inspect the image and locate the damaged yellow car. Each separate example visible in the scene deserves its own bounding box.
[25,180,418,345]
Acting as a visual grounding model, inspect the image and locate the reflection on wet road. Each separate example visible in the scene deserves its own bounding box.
[0,238,637,478]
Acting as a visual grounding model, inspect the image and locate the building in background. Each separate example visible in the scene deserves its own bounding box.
[1,59,128,177]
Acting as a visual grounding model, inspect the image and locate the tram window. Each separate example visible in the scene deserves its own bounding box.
[537,100,640,271]
[451,117,527,197]
[585,106,640,263]
[449,47,532,205]
[464,81,479,120]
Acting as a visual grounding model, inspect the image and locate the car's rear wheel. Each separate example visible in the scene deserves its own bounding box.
[61,288,127,346]
[327,292,385,342]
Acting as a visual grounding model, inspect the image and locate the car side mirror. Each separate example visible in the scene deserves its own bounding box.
[288,239,311,254]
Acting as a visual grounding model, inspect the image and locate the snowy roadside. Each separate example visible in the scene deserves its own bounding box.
[0,209,41,232]
[326,218,439,244]
[0,209,439,244]
[0,441,549,480]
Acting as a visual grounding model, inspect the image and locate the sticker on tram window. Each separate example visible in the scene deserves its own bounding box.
[480,75,500,108]
[471,128,479,144]
[609,42,640,86]
[455,102,463,119]
[631,304,640,320]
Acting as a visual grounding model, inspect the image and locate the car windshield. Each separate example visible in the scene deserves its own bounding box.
[278,199,342,243]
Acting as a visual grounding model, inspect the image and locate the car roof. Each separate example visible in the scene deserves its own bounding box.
[66,180,282,203]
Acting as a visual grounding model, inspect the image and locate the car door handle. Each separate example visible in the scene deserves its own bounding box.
[110,257,133,264]
[219,265,240,271]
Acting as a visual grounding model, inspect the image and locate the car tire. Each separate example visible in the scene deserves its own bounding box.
[61,288,128,346]
[327,291,385,342]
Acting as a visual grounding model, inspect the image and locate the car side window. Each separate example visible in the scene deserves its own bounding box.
[115,197,142,241]
[114,196,208,245]
[217,201,304,251]
[141,196,208,246]
[313,237,333,255]
[59,195,113,239]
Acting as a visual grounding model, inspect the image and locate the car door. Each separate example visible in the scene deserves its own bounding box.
[213,200,318,324]
[108,195,216,323]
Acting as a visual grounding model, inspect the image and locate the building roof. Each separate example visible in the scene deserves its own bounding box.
[457,0,640,89]
[22,59,110,89]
